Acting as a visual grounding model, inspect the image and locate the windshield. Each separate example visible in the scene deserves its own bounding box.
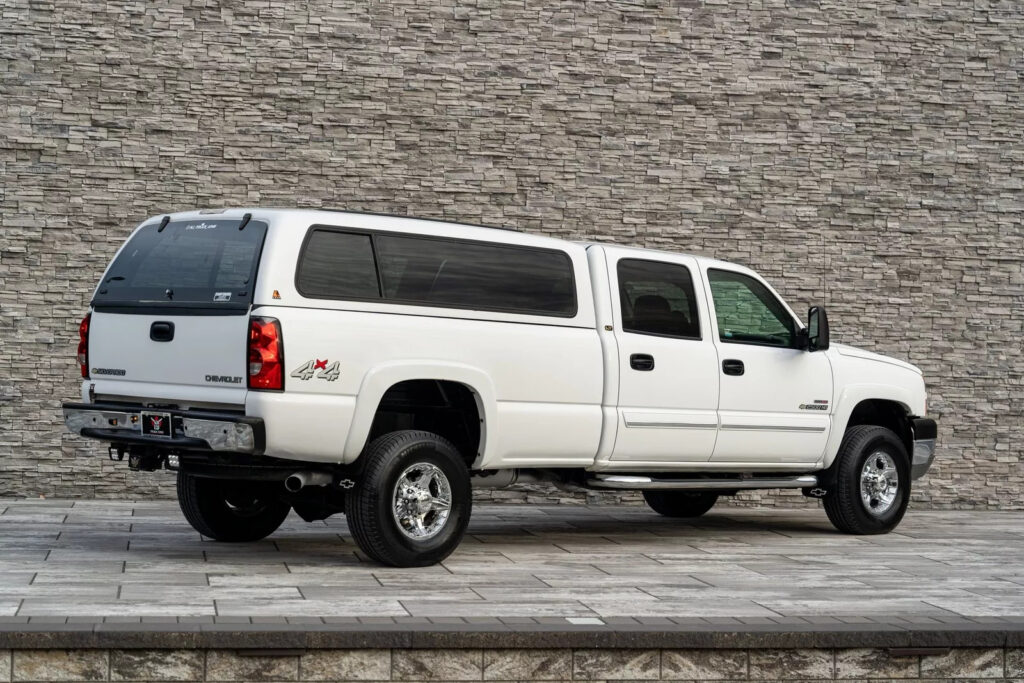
[92,218,267,312]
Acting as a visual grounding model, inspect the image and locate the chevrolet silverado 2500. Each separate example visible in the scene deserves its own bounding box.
[63,209,937,566]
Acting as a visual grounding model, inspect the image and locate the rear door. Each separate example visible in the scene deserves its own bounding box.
[86,216,268,406]
[605,248,720,463]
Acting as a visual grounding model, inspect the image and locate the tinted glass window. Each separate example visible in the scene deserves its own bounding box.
[296,230,380,299]
[93,218,267,310]
[708,269,796,347]
[374,234,576,316]
[617,259,700,339]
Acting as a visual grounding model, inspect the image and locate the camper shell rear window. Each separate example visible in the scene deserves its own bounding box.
[92,218,268,313]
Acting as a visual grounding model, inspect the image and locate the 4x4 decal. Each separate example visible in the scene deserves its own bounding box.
[291,359,340,382]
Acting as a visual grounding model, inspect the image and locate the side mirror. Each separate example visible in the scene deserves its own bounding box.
[806,306,830,351]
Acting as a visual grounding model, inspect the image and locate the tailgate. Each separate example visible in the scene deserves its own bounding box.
[88,311,250,404]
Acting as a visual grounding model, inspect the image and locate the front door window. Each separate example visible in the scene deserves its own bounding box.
[707,269,796,347]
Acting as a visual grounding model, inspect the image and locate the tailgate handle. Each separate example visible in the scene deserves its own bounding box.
[150,321,175,342]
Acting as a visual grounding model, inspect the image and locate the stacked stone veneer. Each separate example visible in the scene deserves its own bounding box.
[0,647,1021,681]
[1,1,1021,507]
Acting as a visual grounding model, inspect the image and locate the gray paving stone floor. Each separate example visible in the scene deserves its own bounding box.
[1,499,1022,622]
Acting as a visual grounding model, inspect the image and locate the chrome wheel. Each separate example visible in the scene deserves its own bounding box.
[392,462,452,540]
[860,451,899,516]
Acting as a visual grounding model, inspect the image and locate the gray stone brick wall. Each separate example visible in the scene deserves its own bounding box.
[0,0,1021,507]
[1,646,1021,681]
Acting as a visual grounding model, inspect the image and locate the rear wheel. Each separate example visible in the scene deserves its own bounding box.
[642,490,719,518]
[345,430,471,567]
[176,472,291,542]
[824,425,910,534]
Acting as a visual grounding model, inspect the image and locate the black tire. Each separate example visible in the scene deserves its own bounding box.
[176,472,291,542]
[824,425,911,535]
[345,430,471,567]
[642,490,719,518]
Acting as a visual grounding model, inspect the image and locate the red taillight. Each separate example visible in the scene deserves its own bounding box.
[77,314,91,379]
[248,317,284,391]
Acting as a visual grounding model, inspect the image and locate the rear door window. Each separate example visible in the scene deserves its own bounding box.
[93,218,267,312]
[617,259,701,339]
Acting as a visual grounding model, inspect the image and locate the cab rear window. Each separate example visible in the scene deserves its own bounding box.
[92,218,267,312]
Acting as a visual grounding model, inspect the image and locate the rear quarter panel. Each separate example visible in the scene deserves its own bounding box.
[248,306,604,466]
[248,212,604,466]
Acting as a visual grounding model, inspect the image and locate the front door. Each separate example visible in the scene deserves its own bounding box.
[607,250,720,463]
[703,267,833,463]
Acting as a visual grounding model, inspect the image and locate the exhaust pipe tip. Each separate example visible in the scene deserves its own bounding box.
[284,471,333,493]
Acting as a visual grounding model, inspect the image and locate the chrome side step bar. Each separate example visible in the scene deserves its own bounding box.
[586,474,818,491]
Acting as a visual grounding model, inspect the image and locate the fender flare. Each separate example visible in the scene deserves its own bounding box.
[341,361,497,464]
[823,384,915,468]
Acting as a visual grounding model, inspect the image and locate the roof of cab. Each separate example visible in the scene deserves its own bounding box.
[574,240,754,276]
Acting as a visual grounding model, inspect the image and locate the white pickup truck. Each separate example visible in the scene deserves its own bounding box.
[63,208,937,566]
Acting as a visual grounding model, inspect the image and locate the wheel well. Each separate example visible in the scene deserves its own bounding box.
[845,399,913,457]
[367,380,482,466]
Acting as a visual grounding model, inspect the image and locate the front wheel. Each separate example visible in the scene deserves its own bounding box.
[824,425,911,534]
[345,430,471,567]
[643,490,719,518]
[176,472,291,542]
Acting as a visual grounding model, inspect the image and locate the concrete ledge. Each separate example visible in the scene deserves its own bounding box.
[0,621,1021,650]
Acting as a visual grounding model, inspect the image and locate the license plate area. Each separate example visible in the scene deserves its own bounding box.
[141,411,173,438]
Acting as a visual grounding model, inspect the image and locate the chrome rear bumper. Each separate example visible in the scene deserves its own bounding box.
[62,402,264,454]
